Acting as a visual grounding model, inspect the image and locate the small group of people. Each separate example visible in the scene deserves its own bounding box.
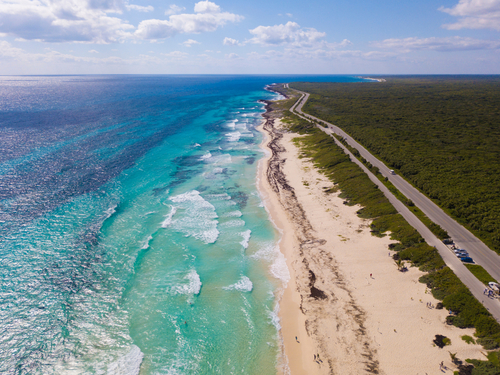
[484,288,496,298]
[426,302,434,308]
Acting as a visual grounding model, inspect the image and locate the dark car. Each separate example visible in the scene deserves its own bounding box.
[461,257,474,263]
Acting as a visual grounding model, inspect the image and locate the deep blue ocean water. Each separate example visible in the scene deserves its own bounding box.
[0,75,367,374]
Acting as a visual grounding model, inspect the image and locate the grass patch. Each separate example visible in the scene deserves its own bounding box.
[465,264,498,286]
[461,335,476,344]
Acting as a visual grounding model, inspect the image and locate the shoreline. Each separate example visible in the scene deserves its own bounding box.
[257,98,486,374]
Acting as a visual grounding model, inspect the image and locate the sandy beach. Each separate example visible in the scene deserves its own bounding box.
[257,109,486,374]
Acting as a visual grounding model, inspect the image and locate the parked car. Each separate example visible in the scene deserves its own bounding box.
[461,257,474,263]
[443,238,454,245]
[454,249,468,254]
[457,253,470,258]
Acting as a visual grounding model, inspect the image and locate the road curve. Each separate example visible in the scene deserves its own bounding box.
[289,88,500,322]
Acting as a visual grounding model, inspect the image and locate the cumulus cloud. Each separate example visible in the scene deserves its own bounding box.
[248,22,326,47]
[373,36,500,51]
[225,52,240,59]
[88,49,99,53]
[194,0,220,13]
[126,4,154,12]
[0,0,134,43]
[223,37,239,46]
[135,1,243,39]
[182,38,200,47]
[165,4,185,15]
[439,0,500,30]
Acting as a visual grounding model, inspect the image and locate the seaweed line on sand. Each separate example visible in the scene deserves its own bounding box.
[261,97,380,374]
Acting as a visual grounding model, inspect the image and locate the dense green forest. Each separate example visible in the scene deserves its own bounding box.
[291,78,500,253]
[268,86,500,373]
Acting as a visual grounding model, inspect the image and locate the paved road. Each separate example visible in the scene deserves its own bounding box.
[289,89,500,321]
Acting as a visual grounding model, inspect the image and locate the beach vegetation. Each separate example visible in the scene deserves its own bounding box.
[465,265,498,286]
[461,335,476,344]
[268,84,500,355]
[291,78,500,254]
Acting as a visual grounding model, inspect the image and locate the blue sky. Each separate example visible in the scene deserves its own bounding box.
[0,0,499,74]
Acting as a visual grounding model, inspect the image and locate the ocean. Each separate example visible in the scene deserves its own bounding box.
[0,75,367,374]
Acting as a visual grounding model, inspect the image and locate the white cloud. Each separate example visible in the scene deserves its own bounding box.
[165,4,185,15]
[88,49,99,53]
[439,0,500,30]
[225,52,240,59]
[0,0,134,43]
[135,1,243,39]
[373,36,500,51]
[194,0,220,13]
[182,38,200,47]
[162,50,189,58]
[286,13,293,17]
[248,22,326,47]
[223,37,239,46]
[126,4,154,12]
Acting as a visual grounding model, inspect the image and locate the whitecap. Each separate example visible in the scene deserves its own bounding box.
[270,251,290,283]
[107,345,144,375]
[174,269,202,295]
[141,235,153,250]
[161,206,177,228]
[104,204,117,219]
[220,219,245,228]
[223,276,253,292]
[212,167,224,174]
[225,132,241,142]
[167,191,219,244]
[199,151,212,160]
[240,229,251,249]
[205,193,231,200]
[225,210,242,218]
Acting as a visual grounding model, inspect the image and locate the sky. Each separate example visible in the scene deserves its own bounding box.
[0,0,499,74]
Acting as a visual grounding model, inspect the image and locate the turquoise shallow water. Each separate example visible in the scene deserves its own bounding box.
[0,75,367,374]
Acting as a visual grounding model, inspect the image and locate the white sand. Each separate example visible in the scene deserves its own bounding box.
[258,119,486,375]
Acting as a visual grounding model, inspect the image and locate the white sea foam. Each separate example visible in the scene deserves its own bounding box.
[220,219,245,228]
[226,119,238,128]
[251,242,276,262]
[168,190,219,243]
[199,151,212,160]
[194,143,201,147]
[141,235,153,250]
[205,193,231,200]
[211,153,232,165]
[225,210,242,217]
[161,206,177,228]
[225,131,241,142]
[240,229,251,249]
[107,345,144,375]
[270,251,290,284]
[223,276,253,292]
[252,242,290,283]
[269,304,282,331]
[212,167,224,174]
[174,269,202,295]
[104,204,117,219]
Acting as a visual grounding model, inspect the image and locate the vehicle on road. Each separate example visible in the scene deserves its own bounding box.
[390,169,396,175]
[461,257,474,263]
[489,282,500,295]
[443,238,454,245]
